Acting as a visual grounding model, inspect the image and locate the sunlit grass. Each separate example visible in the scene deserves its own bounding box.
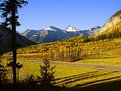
[76,57,121,66]
[65,71,121,87]
[18,60,121,87]
[19,60,95,79]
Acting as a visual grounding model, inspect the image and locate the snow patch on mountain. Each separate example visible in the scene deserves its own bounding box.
[65,25,80,32]
[44,26,62,32]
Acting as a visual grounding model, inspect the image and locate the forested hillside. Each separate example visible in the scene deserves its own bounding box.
[2,36,121,62]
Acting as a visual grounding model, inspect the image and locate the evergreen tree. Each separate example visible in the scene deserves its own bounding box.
[0,0,28,89]
[38,58,55,86]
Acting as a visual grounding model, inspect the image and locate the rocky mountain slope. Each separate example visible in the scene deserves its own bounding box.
[96,10,121,35]
[64,25,80,32]
[21,29,41,39]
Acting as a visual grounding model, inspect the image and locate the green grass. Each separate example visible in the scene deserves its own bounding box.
[18,60,95,79]
[17,60,121,88]
[76,57,121,66]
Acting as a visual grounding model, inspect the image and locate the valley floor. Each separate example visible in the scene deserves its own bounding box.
[16,60,121,91]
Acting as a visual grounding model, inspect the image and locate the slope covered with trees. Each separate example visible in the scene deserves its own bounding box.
[95,10,121,40]
[95,21,121,40]
[2,36,121,62]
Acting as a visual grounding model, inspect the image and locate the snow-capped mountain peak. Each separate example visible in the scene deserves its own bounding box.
[65,25,80,32]
[44,26,60,32]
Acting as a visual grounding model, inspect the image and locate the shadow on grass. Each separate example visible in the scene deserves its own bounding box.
[69,78,121,91]
[55,71,98,81]
[55,70,121,91]
[55,71,118,85]
[1,71,121,91]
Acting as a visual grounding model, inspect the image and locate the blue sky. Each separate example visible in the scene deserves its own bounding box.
[16,0,121,31]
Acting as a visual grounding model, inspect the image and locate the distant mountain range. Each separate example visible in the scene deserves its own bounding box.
[0,25,35,53]
[20,25,101,43]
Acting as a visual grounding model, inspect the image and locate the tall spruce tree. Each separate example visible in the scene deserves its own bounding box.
[0,0,28,89]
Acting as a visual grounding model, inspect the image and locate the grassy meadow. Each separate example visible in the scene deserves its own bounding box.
[2,37,121,90]
[17,60,121,88]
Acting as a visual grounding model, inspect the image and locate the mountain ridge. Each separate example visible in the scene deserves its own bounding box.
[96,10,121,35]
[20,25,100,43]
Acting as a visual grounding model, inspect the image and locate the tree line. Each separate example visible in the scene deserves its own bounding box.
[49,45,82,62]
